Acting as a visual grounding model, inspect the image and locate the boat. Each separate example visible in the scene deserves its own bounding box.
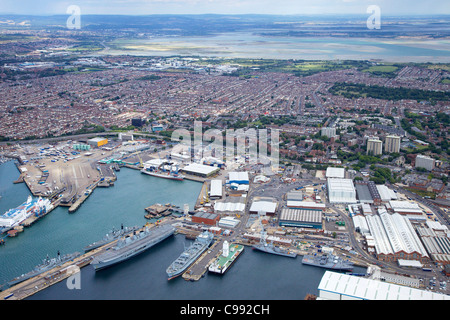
[252,241,297,258]
[141,160,184,181]
[0,196,54,233]
[166,231,214,280]
[83,224,140,252]
[301,253,354,271]
[5,251,80,287]
[141,168,184,181]
[252,215,297,258]
[208,241,244,274]
[90,223,175,271]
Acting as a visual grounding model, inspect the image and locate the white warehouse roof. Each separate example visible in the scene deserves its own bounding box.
[318,271,450,300]
[210,179,222,198]
[325,167,345,178]
[389,200,422,214]
[327,178,357,203]
[376,185,397,201]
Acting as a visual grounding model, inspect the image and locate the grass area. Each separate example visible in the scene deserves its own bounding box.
[405,187,436,199]
[361,64,399,78]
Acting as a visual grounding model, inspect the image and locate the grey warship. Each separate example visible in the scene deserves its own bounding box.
[252,241,297,258]
[91,223,175,271]
[166,231,214,280]
[302,253,354,271]
[5,251,80,288]
[84,224,140,252]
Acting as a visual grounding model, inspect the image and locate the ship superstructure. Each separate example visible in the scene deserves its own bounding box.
[208,241,244,274]
[302,253,354,271]
[166,231,214,280]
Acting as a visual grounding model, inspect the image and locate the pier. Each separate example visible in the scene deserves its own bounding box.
[182,238,224,281]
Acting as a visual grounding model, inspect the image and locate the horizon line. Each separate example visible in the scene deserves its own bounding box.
[1,12,450,17]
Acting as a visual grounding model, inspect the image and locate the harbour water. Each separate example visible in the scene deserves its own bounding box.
[0,161,365,300]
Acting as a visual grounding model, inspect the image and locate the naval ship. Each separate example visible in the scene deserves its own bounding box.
[166,231,214,280]
[5,251,80,288]
[83,224,140,252]
[91,223,175,271]
[301,253,354,271]
[252,241,297,258]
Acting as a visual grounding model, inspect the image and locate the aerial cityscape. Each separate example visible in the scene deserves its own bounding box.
[0,0,449,305]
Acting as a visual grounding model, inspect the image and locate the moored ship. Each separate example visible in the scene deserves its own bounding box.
[5,251,80,288]
[141,159,184,181]
[208,241,244,274]
[301,253,354,271]
[91,223,175,271]
[166,231,214,280]
[83,224,140,252]
[252,241,297,258]
[0,196,53,233]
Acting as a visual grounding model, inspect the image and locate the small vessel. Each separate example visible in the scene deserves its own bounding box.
[5,251,80,287]
[301,254,354,271]
[91,223,175,271]
[83,224,140,252]
[208,241,244,274]
[166,231,214,280]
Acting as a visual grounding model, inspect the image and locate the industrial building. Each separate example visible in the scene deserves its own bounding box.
[214,197,246,215]
[327,178,357,203]
[286,190,303,202]
[279,208,323,229]
[181,163,220,178]
[249,199,278,215]
[416,223,450,265]
[376,185,398,202]
[87,137,108,148]
[355,182,373,204]
[286,201,326,211]
[191,212,220,226]
[218,216,240,228]
[325,167,345,179]
[365,211,429,263]
[387,200,422,215]
[228,172,249,184]
[317,271,450,300]
[355,181,381,205]
[209,179,223,199]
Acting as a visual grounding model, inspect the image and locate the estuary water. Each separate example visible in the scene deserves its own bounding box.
[0,160,365,300]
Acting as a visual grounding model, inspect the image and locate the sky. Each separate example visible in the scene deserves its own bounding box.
[0,0,449,15]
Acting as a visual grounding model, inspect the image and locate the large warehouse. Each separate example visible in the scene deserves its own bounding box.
[182,163,220,178]
[327,178,357,203]
[365,211,429,263]
[317,271,450,300]
[279,208,323,229]
[228,172,249,184]
[209,179,223,199]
